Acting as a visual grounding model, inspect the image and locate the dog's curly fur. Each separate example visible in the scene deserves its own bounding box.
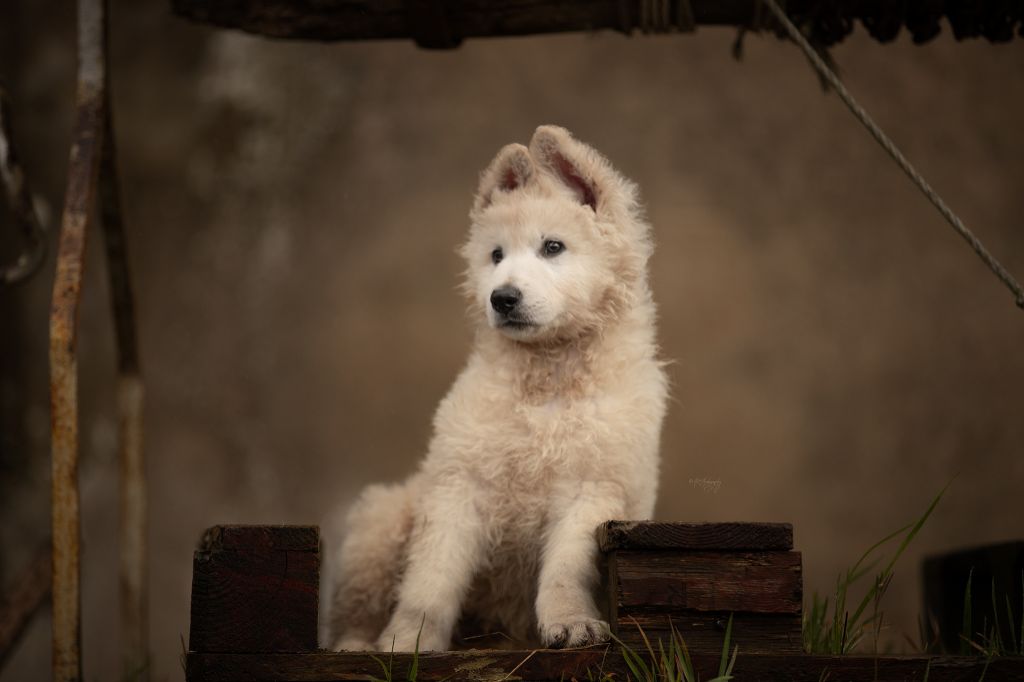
[325,126,668,652]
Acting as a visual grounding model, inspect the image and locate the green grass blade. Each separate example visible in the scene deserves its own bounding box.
[636,620,658,681]
[978,655,992,682]
[1019,571,1024,656]
[406,615,424,682]
[372,635,397,682]
[840,611,851,654]
[882,480,949,578]
[803,484,949,656]
[990,578,1004,655]
[615,639,642,680]
[917,612,938,654]
[803,593,823,652]
[612,631,652,682]
[846,484,949,645]
[1003,592,1018,656]
[843,526,908,588]
[676,629,696,682]
[1015,565,1024,655]
[670,621,687,682]
[370,653,393,682]
[718,613,734,678]
[630,614,655,659]
[658,632,676,682]
[962,568,975,656]
[725,643,739,676]
[845,556,886,586]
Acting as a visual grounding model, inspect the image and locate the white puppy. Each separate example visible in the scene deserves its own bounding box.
[327,125,667,652]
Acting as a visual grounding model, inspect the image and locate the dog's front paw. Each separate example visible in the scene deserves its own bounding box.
[332,636,375,651]
[539,617,610,649]
[377,612,449,652]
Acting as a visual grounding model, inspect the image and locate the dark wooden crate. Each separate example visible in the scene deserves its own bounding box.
[189,525,319,653]
[184,523,1024,681]
[600,521,803,653]
[922,540,1024,653]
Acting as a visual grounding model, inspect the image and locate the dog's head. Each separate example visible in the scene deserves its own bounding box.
[461,126,652,343]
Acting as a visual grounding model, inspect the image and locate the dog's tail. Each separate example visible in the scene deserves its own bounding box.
[319,475,422,650]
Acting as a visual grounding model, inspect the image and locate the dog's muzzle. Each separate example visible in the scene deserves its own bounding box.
[490,286,522,316]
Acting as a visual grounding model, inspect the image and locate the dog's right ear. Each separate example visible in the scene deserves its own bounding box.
[473,143,536,213]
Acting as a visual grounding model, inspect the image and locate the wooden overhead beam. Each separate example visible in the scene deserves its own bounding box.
[171,0,1023,49]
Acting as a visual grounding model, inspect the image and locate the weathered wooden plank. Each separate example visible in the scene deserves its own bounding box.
[598,521,793,552]
[170,0,1024,47]
[612,550,802,614]
[613,611,803,654]
[170,0,749,45]
[189,649,616,681]
[199,525,320,552]
[185,650,1024,682]
[189,526,319,653]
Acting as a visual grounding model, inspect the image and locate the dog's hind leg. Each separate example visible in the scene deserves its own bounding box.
[377,481,487,652]
[326,478,419,650]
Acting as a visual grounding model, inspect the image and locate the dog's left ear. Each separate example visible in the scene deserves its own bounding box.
[529,125,607,213]
[473,143,537,213]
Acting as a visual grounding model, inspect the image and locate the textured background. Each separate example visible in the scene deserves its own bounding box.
[1,3,1023,680]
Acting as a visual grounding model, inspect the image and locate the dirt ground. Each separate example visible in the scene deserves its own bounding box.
[1,2,1023,680]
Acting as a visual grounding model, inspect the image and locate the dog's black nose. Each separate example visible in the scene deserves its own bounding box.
[490,286,522,315]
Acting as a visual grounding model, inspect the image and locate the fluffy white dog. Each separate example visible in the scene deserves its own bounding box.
[327,125,667,652]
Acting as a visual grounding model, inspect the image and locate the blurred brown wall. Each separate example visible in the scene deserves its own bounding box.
[1,2,1023,679]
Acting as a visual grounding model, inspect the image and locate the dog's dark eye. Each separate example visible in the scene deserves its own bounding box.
[491,247,503,265]
[542,240,565,257]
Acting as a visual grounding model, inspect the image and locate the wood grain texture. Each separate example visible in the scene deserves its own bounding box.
[613,611,803,654]
[198,525,319,552]
[169,0,1024,47]
[189,526,319,653]
[170,0,758,44]
[612,550,803,614]
[185,650,1024,681]
[598,521,793,552]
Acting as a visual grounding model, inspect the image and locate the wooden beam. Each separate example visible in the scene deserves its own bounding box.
[185,650,1024,681]
[612,550,802,613]
[170,0,1024,48]
[598,520,793,551]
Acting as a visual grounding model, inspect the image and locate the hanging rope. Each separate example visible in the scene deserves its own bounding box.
[760,0,1024,310]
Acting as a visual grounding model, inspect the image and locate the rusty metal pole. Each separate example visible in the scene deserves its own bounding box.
[99,110,148,679]
[49,0,106,679]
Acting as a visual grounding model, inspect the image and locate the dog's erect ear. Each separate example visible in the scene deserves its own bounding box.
[473,143,536,212]
[529,125,602,212]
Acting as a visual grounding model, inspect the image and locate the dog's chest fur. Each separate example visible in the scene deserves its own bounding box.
[433,348,611,481]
